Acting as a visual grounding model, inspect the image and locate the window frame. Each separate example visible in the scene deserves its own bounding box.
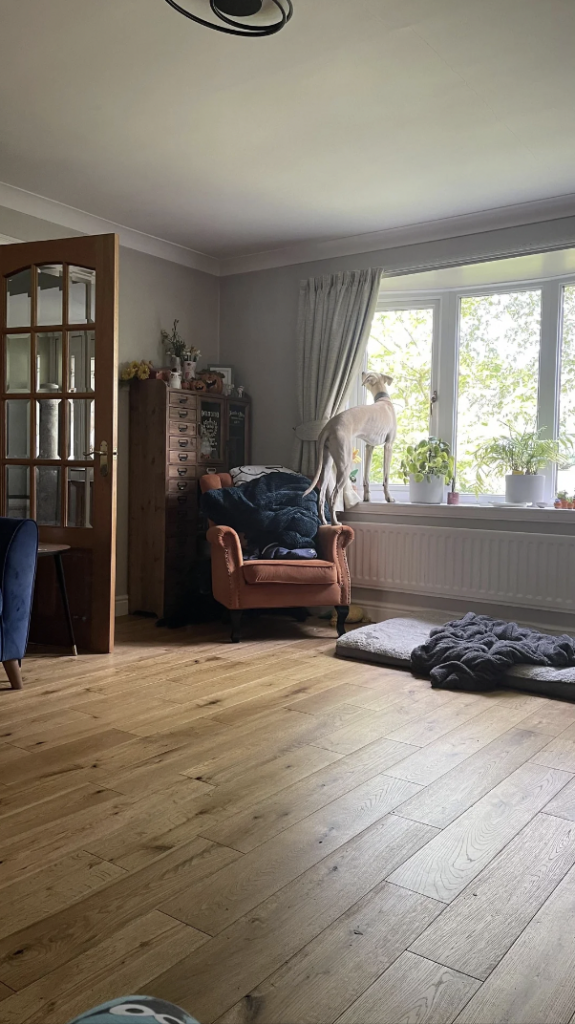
[357,274,575,505]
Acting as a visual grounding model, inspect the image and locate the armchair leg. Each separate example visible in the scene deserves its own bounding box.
[4,659,23,690]
[230,610,243,644]
[335,605,349,638]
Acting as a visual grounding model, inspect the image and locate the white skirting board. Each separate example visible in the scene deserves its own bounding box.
[348,521,575,630]
[115,594,130,617]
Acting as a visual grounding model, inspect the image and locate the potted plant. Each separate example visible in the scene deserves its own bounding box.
[161,319,187,371]
[400,437,455,504]
[474,425,573,505]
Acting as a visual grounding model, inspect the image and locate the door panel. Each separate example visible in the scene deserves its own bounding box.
[0,234,119,652]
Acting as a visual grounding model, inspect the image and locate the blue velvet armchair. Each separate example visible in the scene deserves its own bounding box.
[0,518,38,690]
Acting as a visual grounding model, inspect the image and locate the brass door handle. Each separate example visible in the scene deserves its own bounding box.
[84,440,115,477]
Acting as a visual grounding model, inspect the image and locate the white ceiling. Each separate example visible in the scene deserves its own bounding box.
[0,0,574,261]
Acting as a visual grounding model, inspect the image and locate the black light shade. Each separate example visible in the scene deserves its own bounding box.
[164,0,293,36]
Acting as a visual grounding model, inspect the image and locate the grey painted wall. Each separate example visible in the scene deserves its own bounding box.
[219,215,575,468]
[0,205,220,602]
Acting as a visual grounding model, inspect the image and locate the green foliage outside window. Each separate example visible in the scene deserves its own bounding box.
[366,308,433,486]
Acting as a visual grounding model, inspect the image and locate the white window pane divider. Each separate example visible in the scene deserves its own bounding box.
[538,280,562,501]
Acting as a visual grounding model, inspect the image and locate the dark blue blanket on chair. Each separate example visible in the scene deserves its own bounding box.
[200,472,326,550]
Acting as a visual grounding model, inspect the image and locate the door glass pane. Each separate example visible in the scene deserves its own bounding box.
[6,334,31,392]
[6,466,30,518]
[6,269,32,328]
[6,400,30,458]
[68,330,95,392]
[69,266,96,324]
[367,307,434,486]
[558,285,575,496]
[37,264,63,326]
[456,290,542,495]
[68,399,95,460]
[36,466,62,526]
[36,333,63,391]
[68,467,94,527]
[36,398,61,459]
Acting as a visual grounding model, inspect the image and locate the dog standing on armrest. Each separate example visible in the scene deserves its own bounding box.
[304,372,397,525]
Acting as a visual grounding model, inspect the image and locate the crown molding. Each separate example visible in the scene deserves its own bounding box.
[219,193,575,276]
[0,181,220,276]
[2,180,575,280]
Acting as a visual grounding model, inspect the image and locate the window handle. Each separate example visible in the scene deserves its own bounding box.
[430,390,438,417]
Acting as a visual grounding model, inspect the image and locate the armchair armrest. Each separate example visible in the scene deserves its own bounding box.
[206,525,244,609]
[316,524,354,605]
[0,518,38,662]
[316,524,354,563]
[206,525,244,568]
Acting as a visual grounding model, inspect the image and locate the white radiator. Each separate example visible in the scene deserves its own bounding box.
[348,522,574,613]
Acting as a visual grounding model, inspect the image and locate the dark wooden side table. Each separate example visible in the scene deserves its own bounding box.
[37,543,78,656]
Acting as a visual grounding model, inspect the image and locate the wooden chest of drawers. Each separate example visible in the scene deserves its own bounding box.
[128,380,199,618]
[128,379,251,618]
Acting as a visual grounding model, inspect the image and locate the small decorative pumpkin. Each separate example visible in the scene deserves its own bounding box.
[197,370,224,394]
[192,378,208,393]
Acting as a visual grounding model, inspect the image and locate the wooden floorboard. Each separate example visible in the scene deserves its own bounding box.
[2,615,575,1023]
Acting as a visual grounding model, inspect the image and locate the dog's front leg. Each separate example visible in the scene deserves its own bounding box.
[383,442,395,502]
[363,445,374,502]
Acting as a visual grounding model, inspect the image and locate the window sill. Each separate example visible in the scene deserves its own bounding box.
[343,501,574,526]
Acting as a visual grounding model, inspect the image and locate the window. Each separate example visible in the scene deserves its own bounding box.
[456,290,542,494]
[366,306,434,486]
[359,271,575,505]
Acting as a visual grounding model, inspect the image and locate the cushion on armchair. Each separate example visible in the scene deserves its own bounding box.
[242,559,338,586]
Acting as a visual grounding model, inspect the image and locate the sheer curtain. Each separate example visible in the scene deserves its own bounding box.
[293,267,382,477]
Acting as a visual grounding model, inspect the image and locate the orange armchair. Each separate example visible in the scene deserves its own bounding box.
[200,473,354,642]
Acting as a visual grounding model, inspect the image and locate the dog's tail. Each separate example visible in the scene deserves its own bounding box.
[303,427,328,497]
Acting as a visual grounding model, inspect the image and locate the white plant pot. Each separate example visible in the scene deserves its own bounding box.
[505,473,544,504]
[409,474,445,504]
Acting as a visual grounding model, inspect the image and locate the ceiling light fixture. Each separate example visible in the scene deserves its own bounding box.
[163,0,293,36]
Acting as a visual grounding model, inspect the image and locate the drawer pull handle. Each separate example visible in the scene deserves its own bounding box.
[178,425,189,433]
[177,468,187,476]
[178,454,189,462]
[179,411,189,419]
[178,440,189,448]
[177,496,187,504]
[177,483,187,491]
[178,398,187,404]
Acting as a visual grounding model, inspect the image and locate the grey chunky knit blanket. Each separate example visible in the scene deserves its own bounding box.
[411,612,575,691]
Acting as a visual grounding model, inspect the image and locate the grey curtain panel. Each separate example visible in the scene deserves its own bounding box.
[293,267,383,476]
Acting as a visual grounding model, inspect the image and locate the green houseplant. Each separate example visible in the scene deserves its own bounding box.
[400,437,455,504]
[474,425,573,504]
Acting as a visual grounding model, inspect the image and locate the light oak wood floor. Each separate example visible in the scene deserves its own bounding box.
[2,615,575,1024]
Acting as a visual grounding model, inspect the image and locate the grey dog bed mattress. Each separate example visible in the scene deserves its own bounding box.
[336,617,575,701]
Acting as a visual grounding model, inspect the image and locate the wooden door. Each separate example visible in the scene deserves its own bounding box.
[0,234,119,653]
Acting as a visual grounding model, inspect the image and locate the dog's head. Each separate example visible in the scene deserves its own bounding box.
[362,371,393,399]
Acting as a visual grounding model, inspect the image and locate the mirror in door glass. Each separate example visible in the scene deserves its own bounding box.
[68,467,94,527]
[6,400,30,458]
[6,334,31,392]
[67,399,95,460]
[36,466,62,526]
[36,398,62,459]
[6,268,32,328]
[6,465,30,518]
[36,332,62,391]
[68,331,95,391]
[37,264,63,327]
[69,266,96,324]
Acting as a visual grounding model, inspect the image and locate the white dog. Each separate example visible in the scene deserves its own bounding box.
[304,372,397,525]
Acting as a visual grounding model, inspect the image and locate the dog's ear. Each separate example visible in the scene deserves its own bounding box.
[383,374,394,386]
[362,371,376,386]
